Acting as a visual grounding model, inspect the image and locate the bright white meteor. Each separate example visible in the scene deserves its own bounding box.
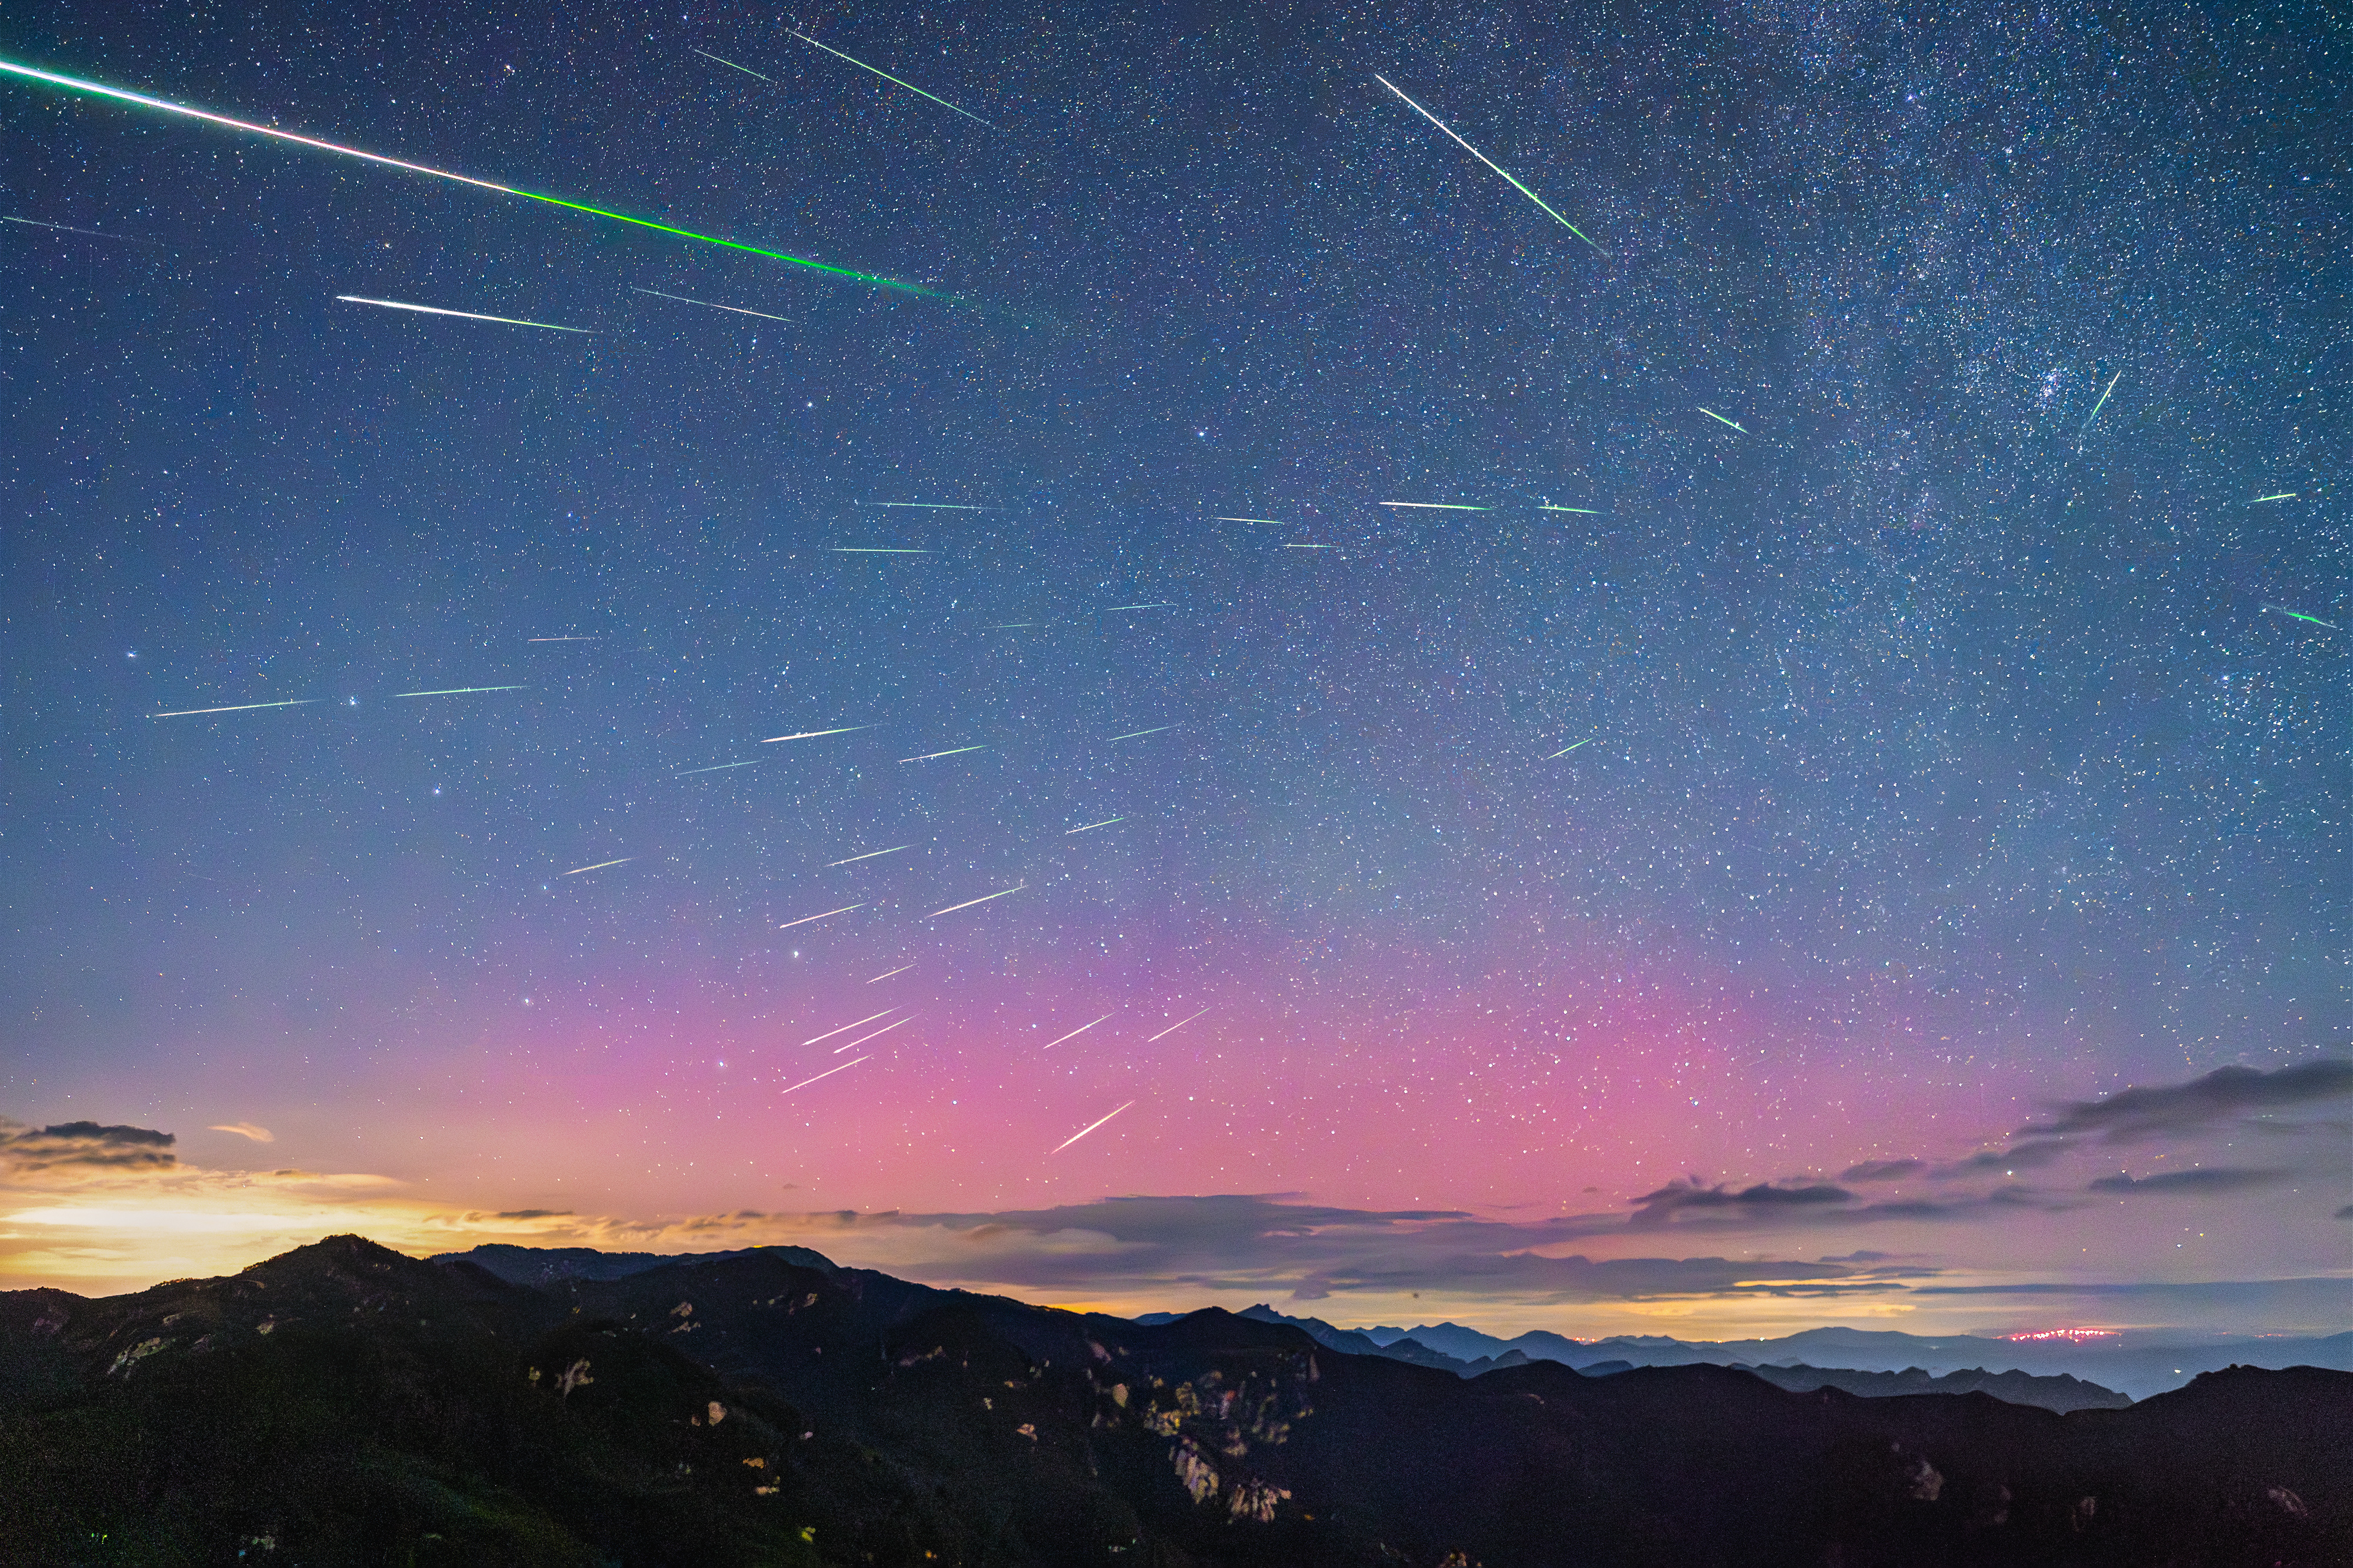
[562,857,634,876]
[779,1056,869,1096]
[1050,1100,1136,1155]
[1380,501,1486,511]
[1042,1013,1113,1050]
[779,902,865,930]
[1146,1007,1208,1042]
[394,685,528,698]
[827,845,912,866]
[834,1015,914,1053]
[339,295,589,333]
[151,699,317,718]
[927,884,1024,918]
[1372,74,1607,254]
[803,1008,895,1047]
[762,725,873,743]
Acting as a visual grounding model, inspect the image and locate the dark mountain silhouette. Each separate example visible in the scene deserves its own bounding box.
[1,1237,2344,1566]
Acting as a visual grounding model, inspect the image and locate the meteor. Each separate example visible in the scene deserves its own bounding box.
[865,963,915,983]
[1050,1100,1136,1155]
[927,883,1024,918]
[526,635,596,642]
[2081,371,2121,432]
[1106,725,1177,741]
[632,286,792,323]
[899,744,986,762]
[864,501,994,509]
[1146,1007,1208,1042]
[1372,74,1607,254]
[988,621,1054,629]
[779,902,865,930]
[1547,739,1592,758]
[762,724,873,743]
[834,1015,914,1053]
[1539,505,1600,513]
[393,685,528,697]
[1101,602,1175,611]
[1697,407,1747,433]
[1065,817,1124,835]
[674,760,761,775]
[689,48,774,83]
[1215,516,1288,524]
[786,28,991,127]
[1042,1013,1112,1050]
[151,699,316,718]
[1284,543,1339,550]
[0,55,936,296]
[2264,605,2339,629]
[2250,493,2297,504]
[1379,500,1486,511]
[562,857,634,876]
[779,1056,869,1096]
[3,213,156,245]
[831,547,932,553]
[339,295,588,333]
[802,1007,895,1047]
[827,844,912,865]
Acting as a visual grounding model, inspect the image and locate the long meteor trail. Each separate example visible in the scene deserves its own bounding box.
[0,55,935,296]
[827,844,912,866]
[786,29,991,126]
[151,698,317,718]
[2264,605,2339,629]
[1042,1013,1113,1049]
[802,1008,896,1047]
[562,857,634,876]
[927,884,1024,918]
[834,1015,914,1053]
[4,213,157,245]
[1146,1007,1208,1042]
[1372,74,1606,254]
[2081,371,2121,432]
[779,1056,869,1097]
[1380,499,1487,511]
[779,902,865,930]
[1698,407,1747,433]
[690,48,774,83]
[1049,1100,1135,1155]
[394,685,529,698]
[340,295,588,333]
[762,724,873,743]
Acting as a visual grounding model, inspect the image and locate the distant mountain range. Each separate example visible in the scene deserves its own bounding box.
[1135,1303,2352,1402]
[2,1236,2344,1566]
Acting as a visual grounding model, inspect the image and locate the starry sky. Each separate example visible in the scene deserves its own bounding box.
[1,0,2345,1336]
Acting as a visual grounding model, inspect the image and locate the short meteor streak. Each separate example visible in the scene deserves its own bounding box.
[988,621,1054,629]
[632,286,792,323]
[831,547,932,553]
[1697,407,1747,433]
[340,295,588,333]
[1101,602,1174,611]
[675,759,761,775]
[394,685,527,699]
[526,635,597,642]
[762,725,873,743]
[2264,605,2339,629]
[1106,725,1177,741]
[4,213,156,245]
[864,501,993,510]
[1049,1100,1136,1155]
[0,56,935,296]
[899,745,986,763]
[2249,493,2297,504]
[827,844,912,866]
[1215,516,1288,524]
[786,29,991,126]
[151,698,317,718]
[802,1007,895,1047]
[1379,500,1486,510]
[1284,543,1339,550]
[1146,1007,1208,1042]
[779,902,865,930]
[2080,371,2121,431]
[1547,739,1592,758]
[1539,505,1601,513]
[780,1056,869,1097]
[1066,817,1124,835]
[562,857,634,876]
[1041,1013,1114,1050]
[927,884,1024,918]
[1372,74,1607,254]
[834,1015,914,1053]
[864,963,915,984]
[690,47,774,82]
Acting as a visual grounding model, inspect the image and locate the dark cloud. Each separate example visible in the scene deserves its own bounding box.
[2023,1059,2353,1145]
[492,1209,572,1220]
[1839,1159,1925,1183]
[0,1120,177,1173]
[2336,1205,2353,1221]
[1819,1250,1892,1263]
[1628,1180,1851,1227]
[2086,1168,2298,1196]
[1936,1139,2076,1177]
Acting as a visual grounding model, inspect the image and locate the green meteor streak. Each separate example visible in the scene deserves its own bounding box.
[1373,74,1607,255]
[2250,493,2297,504]
[0,55,936,297]
[1698,407,1747,433]
[1539,505,1601,513]
[787,29,991,127]
[1547,739,1592,759]
[2081,370,2121,432]
[2263,605,2339,629]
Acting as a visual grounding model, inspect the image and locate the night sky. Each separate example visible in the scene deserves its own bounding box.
[2,1,2345,1337]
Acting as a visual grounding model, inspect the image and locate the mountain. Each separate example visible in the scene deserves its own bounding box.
[1,1237,2345,1566]
[1337,1316,2353,1400]
[1727,1363,2132,1413]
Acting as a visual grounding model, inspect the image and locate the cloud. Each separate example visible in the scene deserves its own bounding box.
[1839,1159,1924,1183]
[1935,1138,2075,1177]
[206,1123,274,1143]
[1628,1180,1851,1228]
[1,1120,177,1173]
[2024,1059,2353,1144]
[2086,1167,2298,1196]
